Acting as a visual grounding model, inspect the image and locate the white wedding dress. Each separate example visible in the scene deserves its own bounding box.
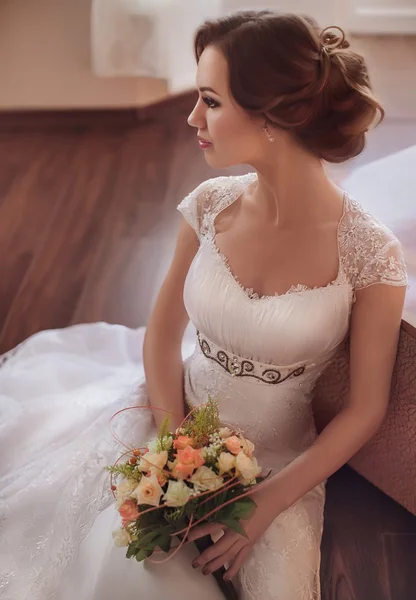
[0,172,408,600]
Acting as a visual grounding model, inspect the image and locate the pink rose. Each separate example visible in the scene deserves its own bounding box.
[172,462,195,479]
[173,435,194,450]
[225,436,243,455]
[177,446,205,468]
[118,499,140,523]
[172,446,205,479]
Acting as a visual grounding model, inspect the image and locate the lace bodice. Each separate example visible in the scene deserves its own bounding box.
[178,172,408,302]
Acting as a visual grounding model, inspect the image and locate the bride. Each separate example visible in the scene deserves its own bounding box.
[0,11,409,600]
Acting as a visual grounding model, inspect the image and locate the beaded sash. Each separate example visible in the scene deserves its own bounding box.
[196,330,307,385]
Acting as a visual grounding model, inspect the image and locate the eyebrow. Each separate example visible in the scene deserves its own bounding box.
[198,86,220,95]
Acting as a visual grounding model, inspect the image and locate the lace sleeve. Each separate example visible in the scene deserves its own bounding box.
[355,227,408,292]
[176,178,219,239]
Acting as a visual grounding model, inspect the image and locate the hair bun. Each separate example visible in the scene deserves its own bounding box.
[194,12,384,163]
[319,26,350,52]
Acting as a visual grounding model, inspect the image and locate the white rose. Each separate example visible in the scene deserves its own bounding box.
[147,438,159,453]
[115,478,138,509]
[218,427,232,439]
[112,528,132,547]
[163,480,192,507]
[131,471,164,507]
[138,450,168,473]
[235,451,262,484]
[190,466,224,492]
[239,437,255,457]
[217,452,236,475]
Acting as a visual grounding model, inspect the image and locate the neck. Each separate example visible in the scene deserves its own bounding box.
[250,138,343,228]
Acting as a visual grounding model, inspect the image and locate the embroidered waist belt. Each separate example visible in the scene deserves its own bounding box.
[196,330,307,385]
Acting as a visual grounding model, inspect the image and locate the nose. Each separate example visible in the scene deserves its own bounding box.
[187,98,205,129]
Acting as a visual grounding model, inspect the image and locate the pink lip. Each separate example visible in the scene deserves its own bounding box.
[198,139,212,149]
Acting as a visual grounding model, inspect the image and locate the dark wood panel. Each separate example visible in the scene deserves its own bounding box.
[0,132,76,331]
[321,465,416,600]
[383,532,416,600]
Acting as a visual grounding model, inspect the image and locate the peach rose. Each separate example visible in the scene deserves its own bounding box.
[235,451,262,484]
[173,435,194,450]
[172,446,205,479]
[149,466,168,486]
[118,499,140,523]
[239,437,255,458]
[225,436,243,455]
[138,450,168,474]
[177,446,205,468]
[131,471,164,507]
[172,462,195,479]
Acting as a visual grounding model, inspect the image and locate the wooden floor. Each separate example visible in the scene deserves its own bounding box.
[0,96,415,599]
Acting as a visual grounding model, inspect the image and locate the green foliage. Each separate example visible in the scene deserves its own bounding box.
[126,525,174,561]
[182,396,220,445]
[203,453,221,471]
[218,517,248,537]
[164,506,185,523]
[183,496,199,520]
[158,415,172,439]
[155,416,174,452]
[136,504,164,530]
[192,488,228,523]
[122,484,259,561]
[104,463,142,481]
[215,496,257,539]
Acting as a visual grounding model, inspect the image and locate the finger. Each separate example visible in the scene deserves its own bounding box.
[201,539,245,576]
[224,545,251,581]
[193,531,237,569]
[187,522,224,543]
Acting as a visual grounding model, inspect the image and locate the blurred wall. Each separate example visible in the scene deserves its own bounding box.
[224,0,416,34]
[349,0,416,34]
[0,0,168,110]
[223,0,349,29]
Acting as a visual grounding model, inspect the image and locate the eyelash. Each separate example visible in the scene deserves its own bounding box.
[202,96,219,109]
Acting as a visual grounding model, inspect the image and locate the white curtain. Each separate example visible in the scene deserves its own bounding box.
[91,0,222,92]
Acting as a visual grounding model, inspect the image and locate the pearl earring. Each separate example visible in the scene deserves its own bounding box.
[263,123,275,143]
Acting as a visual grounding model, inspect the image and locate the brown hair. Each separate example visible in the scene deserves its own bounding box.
[194,11,384,163]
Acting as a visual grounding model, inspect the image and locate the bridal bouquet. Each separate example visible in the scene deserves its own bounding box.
[105,398,267,563]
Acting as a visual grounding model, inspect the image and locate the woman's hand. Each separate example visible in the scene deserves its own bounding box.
[187,486,282,581]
